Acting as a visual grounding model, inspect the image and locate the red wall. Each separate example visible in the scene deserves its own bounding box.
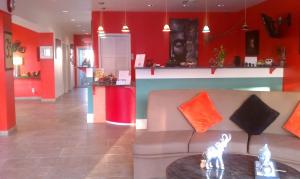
[12,24,55,99]
[12,23,41,97]
[92,0,300,91]
[244,0,300,91]
[39,33,55,99]
[92,11,242,68]
[12,24,40,73]
[0,10,16,132]
[73,34,92,87]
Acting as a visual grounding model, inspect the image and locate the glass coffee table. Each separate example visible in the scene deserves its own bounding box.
[166,154,300,179]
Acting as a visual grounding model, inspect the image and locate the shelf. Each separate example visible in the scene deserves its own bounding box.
[15,77,40,80]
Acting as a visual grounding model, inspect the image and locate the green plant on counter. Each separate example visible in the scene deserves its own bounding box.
[212,45,226,67]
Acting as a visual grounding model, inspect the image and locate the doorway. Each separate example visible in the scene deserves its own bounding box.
[76,47,94,87]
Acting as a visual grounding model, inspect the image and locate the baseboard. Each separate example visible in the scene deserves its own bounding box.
[41,98,56,102]
[136,118,147,129]
[15,97,41,100]
[87,113,94,123]
[0,126,17,136]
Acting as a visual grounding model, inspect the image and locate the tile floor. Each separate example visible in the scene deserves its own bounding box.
[0,89,135,179]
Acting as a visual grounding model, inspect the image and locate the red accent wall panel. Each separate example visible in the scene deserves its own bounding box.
[92,11,242,68]
[0,10,16,131]
[12,24,40,73]
[39,33,55,99]
[14,79,41,97]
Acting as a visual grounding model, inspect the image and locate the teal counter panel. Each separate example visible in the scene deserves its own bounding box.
[136,78,283,119]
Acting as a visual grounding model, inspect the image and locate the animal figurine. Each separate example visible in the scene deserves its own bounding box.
[204,134,232,170]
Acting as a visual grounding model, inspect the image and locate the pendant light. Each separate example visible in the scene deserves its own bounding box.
[162,0,171,32]
[242,0,249,31]
[98,8,105,37]
[202,0,210,33]
[122,0,130,33]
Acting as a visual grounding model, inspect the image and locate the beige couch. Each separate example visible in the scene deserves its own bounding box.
[133,89,300,179]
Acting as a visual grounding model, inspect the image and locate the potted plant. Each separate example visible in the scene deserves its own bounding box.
[210,45,226,67]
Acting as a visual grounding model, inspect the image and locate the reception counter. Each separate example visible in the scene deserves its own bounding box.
[87,83,135,125]
[135,67,284,129]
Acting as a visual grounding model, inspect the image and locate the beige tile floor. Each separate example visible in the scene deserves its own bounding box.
[0,88,135,179]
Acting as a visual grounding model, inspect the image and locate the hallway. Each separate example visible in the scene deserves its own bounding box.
[0,89,134,179]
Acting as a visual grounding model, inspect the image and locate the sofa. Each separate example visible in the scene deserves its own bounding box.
[133,89,300,179]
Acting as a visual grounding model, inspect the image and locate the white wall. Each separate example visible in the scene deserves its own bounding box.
[0,1,8,12]
[12,15,50,32]
[54,38,73,98]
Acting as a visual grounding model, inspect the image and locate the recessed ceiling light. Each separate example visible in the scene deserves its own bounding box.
[71,19,76,22]
[217,4,225,7]
[62,10,69,13]
[147,4,153,7]
[183,3,189,8]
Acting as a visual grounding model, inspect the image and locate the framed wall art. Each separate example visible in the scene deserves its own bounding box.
[40,46,53,59]
[245,30,260,56]
[169,19,198,66]
[4,32,13,70]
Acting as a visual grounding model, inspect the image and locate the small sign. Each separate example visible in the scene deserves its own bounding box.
[135,54,145,67]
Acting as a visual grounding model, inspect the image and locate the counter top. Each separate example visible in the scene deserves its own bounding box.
[93,81,135,87]
[135,65,284,69]
[136,66,284,79]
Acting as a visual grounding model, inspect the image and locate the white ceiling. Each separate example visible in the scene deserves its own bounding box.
[12,0,266,38]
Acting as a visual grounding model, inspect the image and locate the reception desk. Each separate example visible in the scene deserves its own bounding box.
[135,67,284,129]
[87,83,135,125]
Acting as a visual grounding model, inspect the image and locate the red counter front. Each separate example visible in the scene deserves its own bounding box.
[105,86,135,124]
[92,85,135,125]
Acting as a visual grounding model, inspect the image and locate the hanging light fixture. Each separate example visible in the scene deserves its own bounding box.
[242,0,249,31]
[98,8,105,37]
[122,0,130,32]
[202,0,210,33]
[162,0,171,32]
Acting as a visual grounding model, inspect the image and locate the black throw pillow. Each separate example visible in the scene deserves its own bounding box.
[230,95,280,135]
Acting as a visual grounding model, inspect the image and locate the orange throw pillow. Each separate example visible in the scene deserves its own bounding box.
[284,102,300,138]
[178,92,223,133]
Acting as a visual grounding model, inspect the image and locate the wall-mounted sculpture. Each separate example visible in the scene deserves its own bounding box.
[261,13,291,38]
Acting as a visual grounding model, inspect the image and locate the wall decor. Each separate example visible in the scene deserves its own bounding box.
[261,13,291,38]
[168,19,198,67]
[39,46,53,59]
[245,30,259,56]
[4,32,13,70]
[12,41,26,53]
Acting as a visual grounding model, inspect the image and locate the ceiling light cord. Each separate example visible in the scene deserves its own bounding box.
[165,0,168,24]
[244,0,247,23]
[124,0,127,25]
[205,0,208,24]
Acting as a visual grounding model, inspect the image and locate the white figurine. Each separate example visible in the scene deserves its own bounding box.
[204,134,232,170]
